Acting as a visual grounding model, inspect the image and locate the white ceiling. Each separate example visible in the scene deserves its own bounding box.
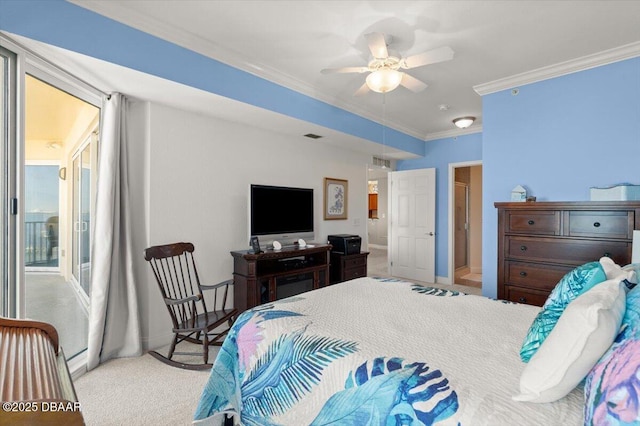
[69,0,640,141]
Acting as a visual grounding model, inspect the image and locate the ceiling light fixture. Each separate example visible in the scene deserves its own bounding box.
[453,116,475,129]
[366,68,403,93]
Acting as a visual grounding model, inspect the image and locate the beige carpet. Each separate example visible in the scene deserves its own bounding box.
[74,345,218,425]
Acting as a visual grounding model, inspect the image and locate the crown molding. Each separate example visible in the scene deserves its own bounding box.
[69,0,425,141]
[69,1,265,76]
[474,41,640,96]
[425,126,482,142]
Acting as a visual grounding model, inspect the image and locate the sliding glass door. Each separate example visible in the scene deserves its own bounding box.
[71,136,96,302]
[1,36,102,362]
[23,73,100,359]
[0,46,17,317]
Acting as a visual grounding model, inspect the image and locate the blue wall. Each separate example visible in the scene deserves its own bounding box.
[0,0,425,156]
[482,57,640,298]
[397,132,483,278]
[4,0,639,296]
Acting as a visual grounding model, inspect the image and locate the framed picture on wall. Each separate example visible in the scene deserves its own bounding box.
[324,177,348,220]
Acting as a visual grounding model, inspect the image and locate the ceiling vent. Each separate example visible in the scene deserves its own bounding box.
[303,133,323,139]
[372,156,391,169]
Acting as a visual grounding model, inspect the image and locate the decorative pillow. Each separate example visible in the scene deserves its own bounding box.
[584,285,640,425]
[600,257,638,289]
[513,279,626,403]
[621,263,640,290]
[520,261,607,362]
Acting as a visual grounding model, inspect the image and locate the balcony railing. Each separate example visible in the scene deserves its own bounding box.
[25,221,58,267]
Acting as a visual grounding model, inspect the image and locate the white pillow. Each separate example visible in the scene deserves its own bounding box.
[513,278,626,403]
[600,256,637,284]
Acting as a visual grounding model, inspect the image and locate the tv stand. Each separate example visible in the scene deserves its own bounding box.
[231,244,331,313]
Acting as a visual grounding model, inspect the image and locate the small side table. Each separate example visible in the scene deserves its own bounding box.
[330,251,369,284]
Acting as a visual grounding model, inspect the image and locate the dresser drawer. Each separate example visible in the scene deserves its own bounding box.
[330,252,369,284]
[505,286,549,307]
[566,210,634,239]
[505,210,561,235]
[506,236,630,266]
[505,261,570,291]
[343,267,366,281]
[342,256,367,269]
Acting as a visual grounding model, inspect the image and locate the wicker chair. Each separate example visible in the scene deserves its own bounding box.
[144,242,238,370]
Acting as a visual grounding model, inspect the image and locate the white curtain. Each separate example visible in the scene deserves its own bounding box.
[87,93,142,370]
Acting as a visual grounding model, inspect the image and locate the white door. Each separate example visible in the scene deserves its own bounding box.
[389,168,436,282]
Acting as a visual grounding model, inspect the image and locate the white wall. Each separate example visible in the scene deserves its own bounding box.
[133,102,372,349]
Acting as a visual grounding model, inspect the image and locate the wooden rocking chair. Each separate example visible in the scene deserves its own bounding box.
[144,242,238,370]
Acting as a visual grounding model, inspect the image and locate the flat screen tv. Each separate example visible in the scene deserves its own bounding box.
[249,184,314,248]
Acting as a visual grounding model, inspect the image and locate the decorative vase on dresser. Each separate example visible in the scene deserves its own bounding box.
[495,201,640,306]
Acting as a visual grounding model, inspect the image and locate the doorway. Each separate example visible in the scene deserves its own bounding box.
[367,166,390,277]
[454,182,469,270]
[0,47,101,366]
[449,162,482,288]
[24,74,100,359]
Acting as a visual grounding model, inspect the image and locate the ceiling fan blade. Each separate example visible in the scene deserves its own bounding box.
[354,82,370,96]
[401,46,455,69]
[400,73,428,93]
[365,32,388,59]
[321,66,369,74]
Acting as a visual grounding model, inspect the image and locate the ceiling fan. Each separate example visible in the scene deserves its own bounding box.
[321,32,454,95]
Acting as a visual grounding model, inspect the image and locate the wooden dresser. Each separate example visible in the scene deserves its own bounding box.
[496,201,640,306]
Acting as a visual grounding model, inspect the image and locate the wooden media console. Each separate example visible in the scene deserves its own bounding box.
[231,244,331,313]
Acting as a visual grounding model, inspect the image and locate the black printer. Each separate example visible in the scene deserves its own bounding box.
[328,234,361,255]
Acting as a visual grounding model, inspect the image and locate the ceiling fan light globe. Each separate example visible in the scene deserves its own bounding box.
[366,69,402,93]
[453,116,475,129]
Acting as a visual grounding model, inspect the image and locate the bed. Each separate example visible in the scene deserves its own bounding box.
[193,276,587,425]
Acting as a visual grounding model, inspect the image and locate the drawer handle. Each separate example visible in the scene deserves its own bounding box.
[519,271,527,277]
[527,220,535,225]
[520,245,527,251]
[593,222,601,228]
[518,297,527,303]
[603,252,611,258]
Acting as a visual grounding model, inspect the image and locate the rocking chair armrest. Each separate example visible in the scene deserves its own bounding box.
[164,294,201,305]
[200,279,234,291]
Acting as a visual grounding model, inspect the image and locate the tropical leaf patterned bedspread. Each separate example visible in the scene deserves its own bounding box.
[193,277,583,425]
